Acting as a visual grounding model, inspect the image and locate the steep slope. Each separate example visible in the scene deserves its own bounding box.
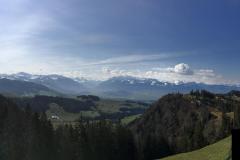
[129,91,238,159]
[0,78,57,96]
[160,136,231,160]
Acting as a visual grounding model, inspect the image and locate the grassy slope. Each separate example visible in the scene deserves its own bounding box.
[160,136,231,160]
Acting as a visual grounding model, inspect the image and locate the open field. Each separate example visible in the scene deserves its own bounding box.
[45,98,148,126]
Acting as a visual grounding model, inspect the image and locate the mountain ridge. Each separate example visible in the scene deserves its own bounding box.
[128,91,238,159]
[0,78,58,96]
[1,72,240,99]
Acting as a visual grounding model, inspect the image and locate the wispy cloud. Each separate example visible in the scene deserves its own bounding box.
[77,53,188,67]
[96,54,169,65]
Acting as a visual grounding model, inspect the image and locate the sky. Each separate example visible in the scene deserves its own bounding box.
[0,0,240,84]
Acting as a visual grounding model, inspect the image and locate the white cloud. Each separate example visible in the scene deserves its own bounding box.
[92,63,231,84]
[167,63,193,75]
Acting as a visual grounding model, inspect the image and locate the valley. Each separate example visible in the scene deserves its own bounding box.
[0,74,239,160]
[11,95,148,126]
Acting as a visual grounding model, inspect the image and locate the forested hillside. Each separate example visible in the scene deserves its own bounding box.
[0,95,137,160]
[1,91,239,160]
[129,90,240,159]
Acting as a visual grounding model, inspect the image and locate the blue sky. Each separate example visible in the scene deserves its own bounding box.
[0,0,240,84]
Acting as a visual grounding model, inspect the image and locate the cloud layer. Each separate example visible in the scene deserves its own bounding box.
[98,63,228,85]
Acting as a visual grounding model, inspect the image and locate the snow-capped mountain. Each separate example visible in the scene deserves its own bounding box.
[1,73,239,99]
[0,73,87,94]
[74,77,101,89]
[96,76,240,99]
[98,76,169,90]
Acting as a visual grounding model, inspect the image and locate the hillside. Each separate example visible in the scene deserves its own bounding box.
[129,90,239,159]
[0,78,58,96]
[160,136,231,160]
[0,94,137,160]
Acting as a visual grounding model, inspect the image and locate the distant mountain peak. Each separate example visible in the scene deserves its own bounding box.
[0,73,239,100]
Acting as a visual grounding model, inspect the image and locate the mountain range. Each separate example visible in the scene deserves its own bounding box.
[0,72,87,94]
[0,72,239,99]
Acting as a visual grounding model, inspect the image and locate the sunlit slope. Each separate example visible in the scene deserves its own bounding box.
[160,136,231,160]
